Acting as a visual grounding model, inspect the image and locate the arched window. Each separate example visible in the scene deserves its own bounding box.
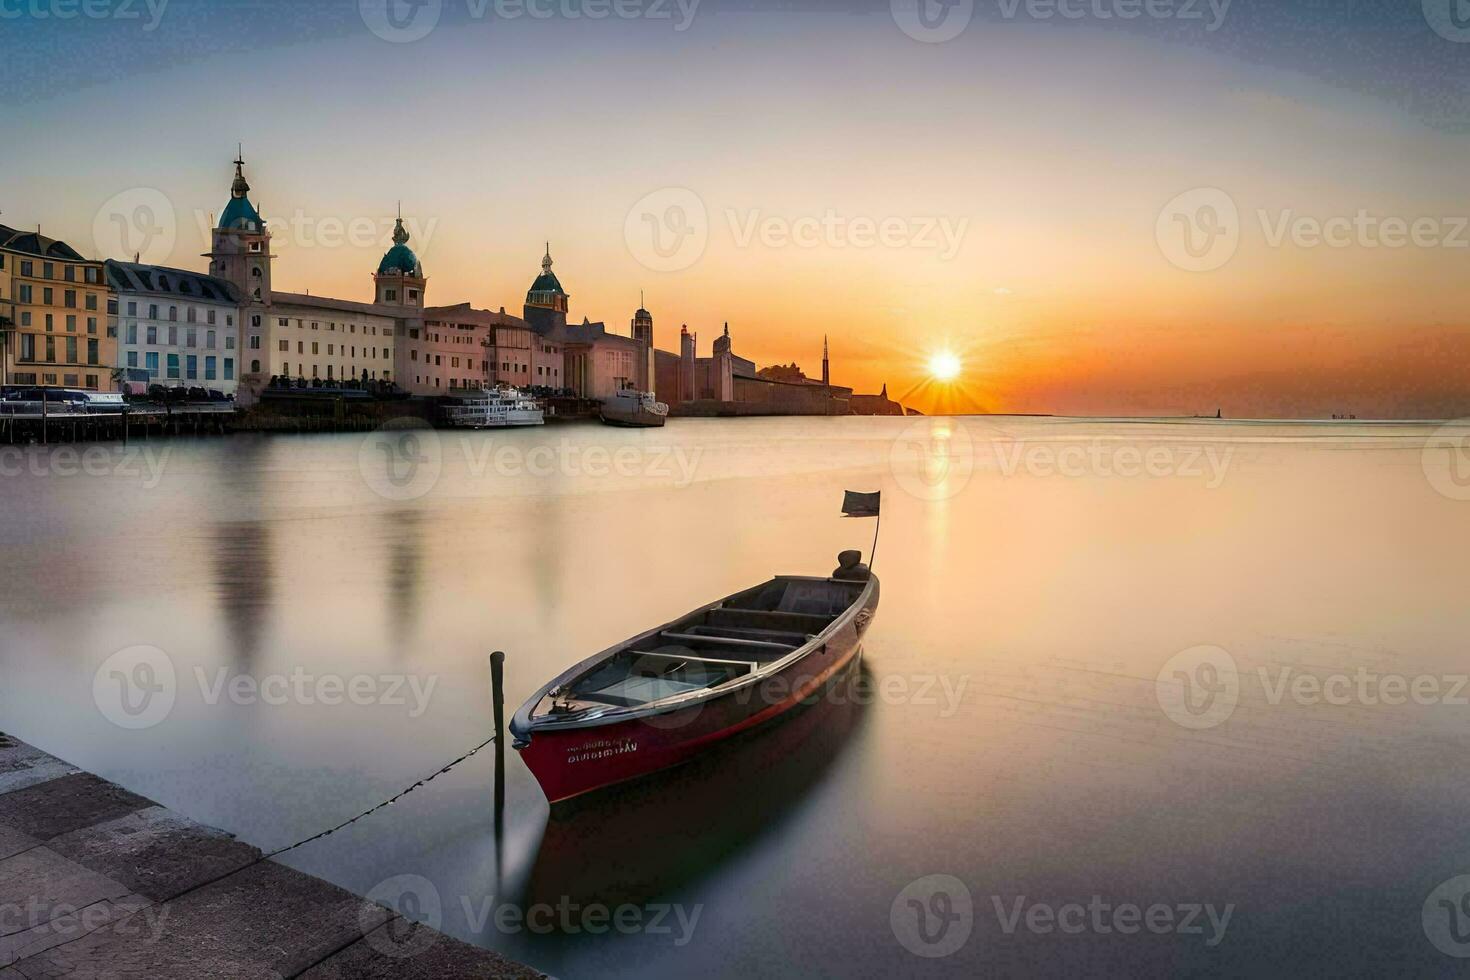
[251,359,261,373]
[168,306,177,321]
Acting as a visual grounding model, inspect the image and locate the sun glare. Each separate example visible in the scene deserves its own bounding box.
[929,352,962,382]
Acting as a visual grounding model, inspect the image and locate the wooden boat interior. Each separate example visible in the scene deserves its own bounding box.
[541,577,867,715]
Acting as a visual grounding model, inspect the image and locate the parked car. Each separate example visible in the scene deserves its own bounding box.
[205,388,228,402]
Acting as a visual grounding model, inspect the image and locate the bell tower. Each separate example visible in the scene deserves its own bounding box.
[631,293,654,392]
[373,207,426,309]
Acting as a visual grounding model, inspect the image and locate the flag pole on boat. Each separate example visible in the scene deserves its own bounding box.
[841,490,882,570]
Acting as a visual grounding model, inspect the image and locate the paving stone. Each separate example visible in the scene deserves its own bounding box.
[0,774,154,842]
[0,847,133,940]
[301,918,546,979]
[0,894,150,967]
[0,826,39,862]
[13,860,391,979]
[48,806,261,903]
[0,740,75,797]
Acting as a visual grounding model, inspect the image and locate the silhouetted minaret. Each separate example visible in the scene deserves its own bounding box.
[822,335,830,387]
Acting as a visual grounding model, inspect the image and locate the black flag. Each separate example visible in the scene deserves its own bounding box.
[842,490,881,518]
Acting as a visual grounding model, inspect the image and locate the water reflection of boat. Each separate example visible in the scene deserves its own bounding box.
[521,657,871,909]
[510,565,879,803]
[598,388,668,428]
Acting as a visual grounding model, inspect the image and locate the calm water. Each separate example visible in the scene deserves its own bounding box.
[4,416,1470,976]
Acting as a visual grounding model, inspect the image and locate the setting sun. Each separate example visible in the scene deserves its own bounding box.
[929,352,962,382]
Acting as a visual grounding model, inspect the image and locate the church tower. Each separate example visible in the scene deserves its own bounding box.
[205,150,272,304]
[524,244,569,334]
[631,294,654,392]
[373,209,426,309]
[203,149,273,378]
[712,322,734,401]
[822,334,830,387]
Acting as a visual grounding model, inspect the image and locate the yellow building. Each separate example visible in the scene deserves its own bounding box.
[0,224,112,390]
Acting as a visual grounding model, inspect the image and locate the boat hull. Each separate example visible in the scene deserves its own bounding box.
[514,579,877,803]
[598,407,666,428]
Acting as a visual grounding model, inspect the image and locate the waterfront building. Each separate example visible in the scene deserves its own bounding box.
[204,155,398,391]
[0,224,110,389]
[404,303,556,394]
[105,261,242,394]
[521,247,642,399]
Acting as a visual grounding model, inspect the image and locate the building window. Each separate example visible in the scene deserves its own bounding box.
[251,359,260,373]
[186,355,197,380]
[208,309,217,325]
[205,356,217,381]
[87,339,98,365]
[127,302,137,315]
[207,330,216,348]
[279,340,289,352]
[149,304,159,319]
[146,326,157,344]
[86,293,97,311]
[167,354,180,379]
[169,306,178,321]
[224,359,235,380]
[127,351,138,368]
[146,352,159,377]
[249,335,261,350]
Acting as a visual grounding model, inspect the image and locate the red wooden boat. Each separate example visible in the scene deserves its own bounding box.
[511,561,880,803]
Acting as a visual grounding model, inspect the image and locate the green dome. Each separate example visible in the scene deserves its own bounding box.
[378,242,420,275]
[219,193,263,232]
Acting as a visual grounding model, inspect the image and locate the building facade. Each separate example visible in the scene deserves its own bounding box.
[0,225,110,389]
[106,261,243,393]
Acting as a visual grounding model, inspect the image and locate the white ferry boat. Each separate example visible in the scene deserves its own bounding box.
[599,389,669,428]
[442,387,545,429]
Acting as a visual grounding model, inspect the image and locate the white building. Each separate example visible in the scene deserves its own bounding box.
[105,260,243,394]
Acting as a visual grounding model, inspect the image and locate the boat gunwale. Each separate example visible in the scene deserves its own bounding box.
[510,573,876,738]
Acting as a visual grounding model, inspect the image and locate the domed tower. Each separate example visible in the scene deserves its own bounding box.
[205,149,272,305]
[524,244,569,334]
[373,209,426,308]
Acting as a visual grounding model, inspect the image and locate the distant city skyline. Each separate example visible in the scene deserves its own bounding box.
[5,0,1470,417]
